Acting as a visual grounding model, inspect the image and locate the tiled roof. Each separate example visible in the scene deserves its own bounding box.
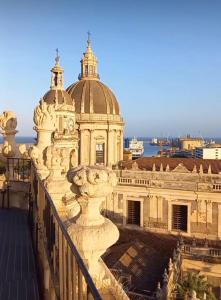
[66,79,120,115]
[103,228,177,293]
[43,89,73,105]
[122,157,221,174]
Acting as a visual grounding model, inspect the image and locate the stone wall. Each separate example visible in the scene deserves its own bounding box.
[109,168,221,240]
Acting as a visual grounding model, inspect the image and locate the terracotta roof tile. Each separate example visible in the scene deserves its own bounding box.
[122,157,221,174]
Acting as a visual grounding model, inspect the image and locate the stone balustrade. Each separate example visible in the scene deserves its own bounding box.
[116,173,220,192]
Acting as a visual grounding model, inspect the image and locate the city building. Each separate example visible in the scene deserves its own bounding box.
[0,37,221,299]
[179,136,204,151]
[195,144,221,159]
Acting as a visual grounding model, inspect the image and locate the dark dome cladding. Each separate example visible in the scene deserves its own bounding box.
[43,90,73,105]
[66,80,120,115]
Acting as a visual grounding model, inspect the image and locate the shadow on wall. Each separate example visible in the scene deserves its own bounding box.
[101,209,124,224]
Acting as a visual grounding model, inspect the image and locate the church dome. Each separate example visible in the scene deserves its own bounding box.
[66,80,119,115]
[66,34,120,115]
[43,89,73,106]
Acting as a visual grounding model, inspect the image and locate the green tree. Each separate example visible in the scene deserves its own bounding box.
[175,272,216,300]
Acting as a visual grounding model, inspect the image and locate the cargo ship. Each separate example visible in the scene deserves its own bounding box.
[150,137,170,146]
[128,137,144,159]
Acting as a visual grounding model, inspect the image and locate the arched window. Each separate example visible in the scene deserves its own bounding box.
[85,65,88,75]
[96,143,105,164]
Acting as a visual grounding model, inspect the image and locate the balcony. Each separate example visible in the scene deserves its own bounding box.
[0,158,104,300]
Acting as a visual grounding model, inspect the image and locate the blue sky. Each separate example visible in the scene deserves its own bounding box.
[1,0,221,137]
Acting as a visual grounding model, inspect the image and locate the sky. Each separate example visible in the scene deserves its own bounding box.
[1,0,221,137]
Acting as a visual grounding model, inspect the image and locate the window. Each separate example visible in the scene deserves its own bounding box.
[96,143,105,164]
[172,205,188,232]
[127,200,140,226]
[54,72,58,86]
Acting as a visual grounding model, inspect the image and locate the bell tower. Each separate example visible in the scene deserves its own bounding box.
[79,32,99,80]
[50,49,64,90]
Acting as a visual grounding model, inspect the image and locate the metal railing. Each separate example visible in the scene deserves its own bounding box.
[6,158,102,300]
[7,157,31,182]
[30,163,102,300]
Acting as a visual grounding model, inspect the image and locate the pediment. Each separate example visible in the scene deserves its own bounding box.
[172,163,190,173]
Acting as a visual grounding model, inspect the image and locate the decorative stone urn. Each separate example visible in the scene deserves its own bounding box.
[29,100,56,178]
[0,111,18,157]
[67,165,119,282]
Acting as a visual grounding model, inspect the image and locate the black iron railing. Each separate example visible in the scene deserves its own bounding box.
[5,158,102,299]
[7,157,31,182]
[30,162,102,300]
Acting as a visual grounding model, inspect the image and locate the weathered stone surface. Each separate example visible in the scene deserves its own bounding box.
[67,165,119,282]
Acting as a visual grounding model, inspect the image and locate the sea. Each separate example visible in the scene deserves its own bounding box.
[0,136,221,157]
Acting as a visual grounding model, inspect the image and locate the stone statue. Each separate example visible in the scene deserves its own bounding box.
[67,165,119,283]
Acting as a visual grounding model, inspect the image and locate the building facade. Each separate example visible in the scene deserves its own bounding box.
[103,158,221,241]
[195,146,221,159]
[179,137,204,150]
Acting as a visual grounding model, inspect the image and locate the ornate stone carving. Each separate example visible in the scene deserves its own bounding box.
[34,99,56,131]
[0,111,19,158]
[67,165,119,282]
[0,111,17,132]
[45,145,62,179]
[2,141,14,157]
[44,145,73,217]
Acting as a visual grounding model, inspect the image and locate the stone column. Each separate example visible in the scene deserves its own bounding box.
[120,128,124,161]
[79,128,86,165]
[107,129,113,166]
[218,204,221,239]
[113,130,117,163]
[67,165,119,284]
[90,129,95,165]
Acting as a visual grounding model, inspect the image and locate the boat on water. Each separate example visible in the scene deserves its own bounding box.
[150,137,170,146]
[128,137,144,159]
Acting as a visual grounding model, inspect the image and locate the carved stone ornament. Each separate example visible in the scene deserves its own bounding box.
[67,165,119,282]
[0,111,17,132]
[33,99,56,131]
